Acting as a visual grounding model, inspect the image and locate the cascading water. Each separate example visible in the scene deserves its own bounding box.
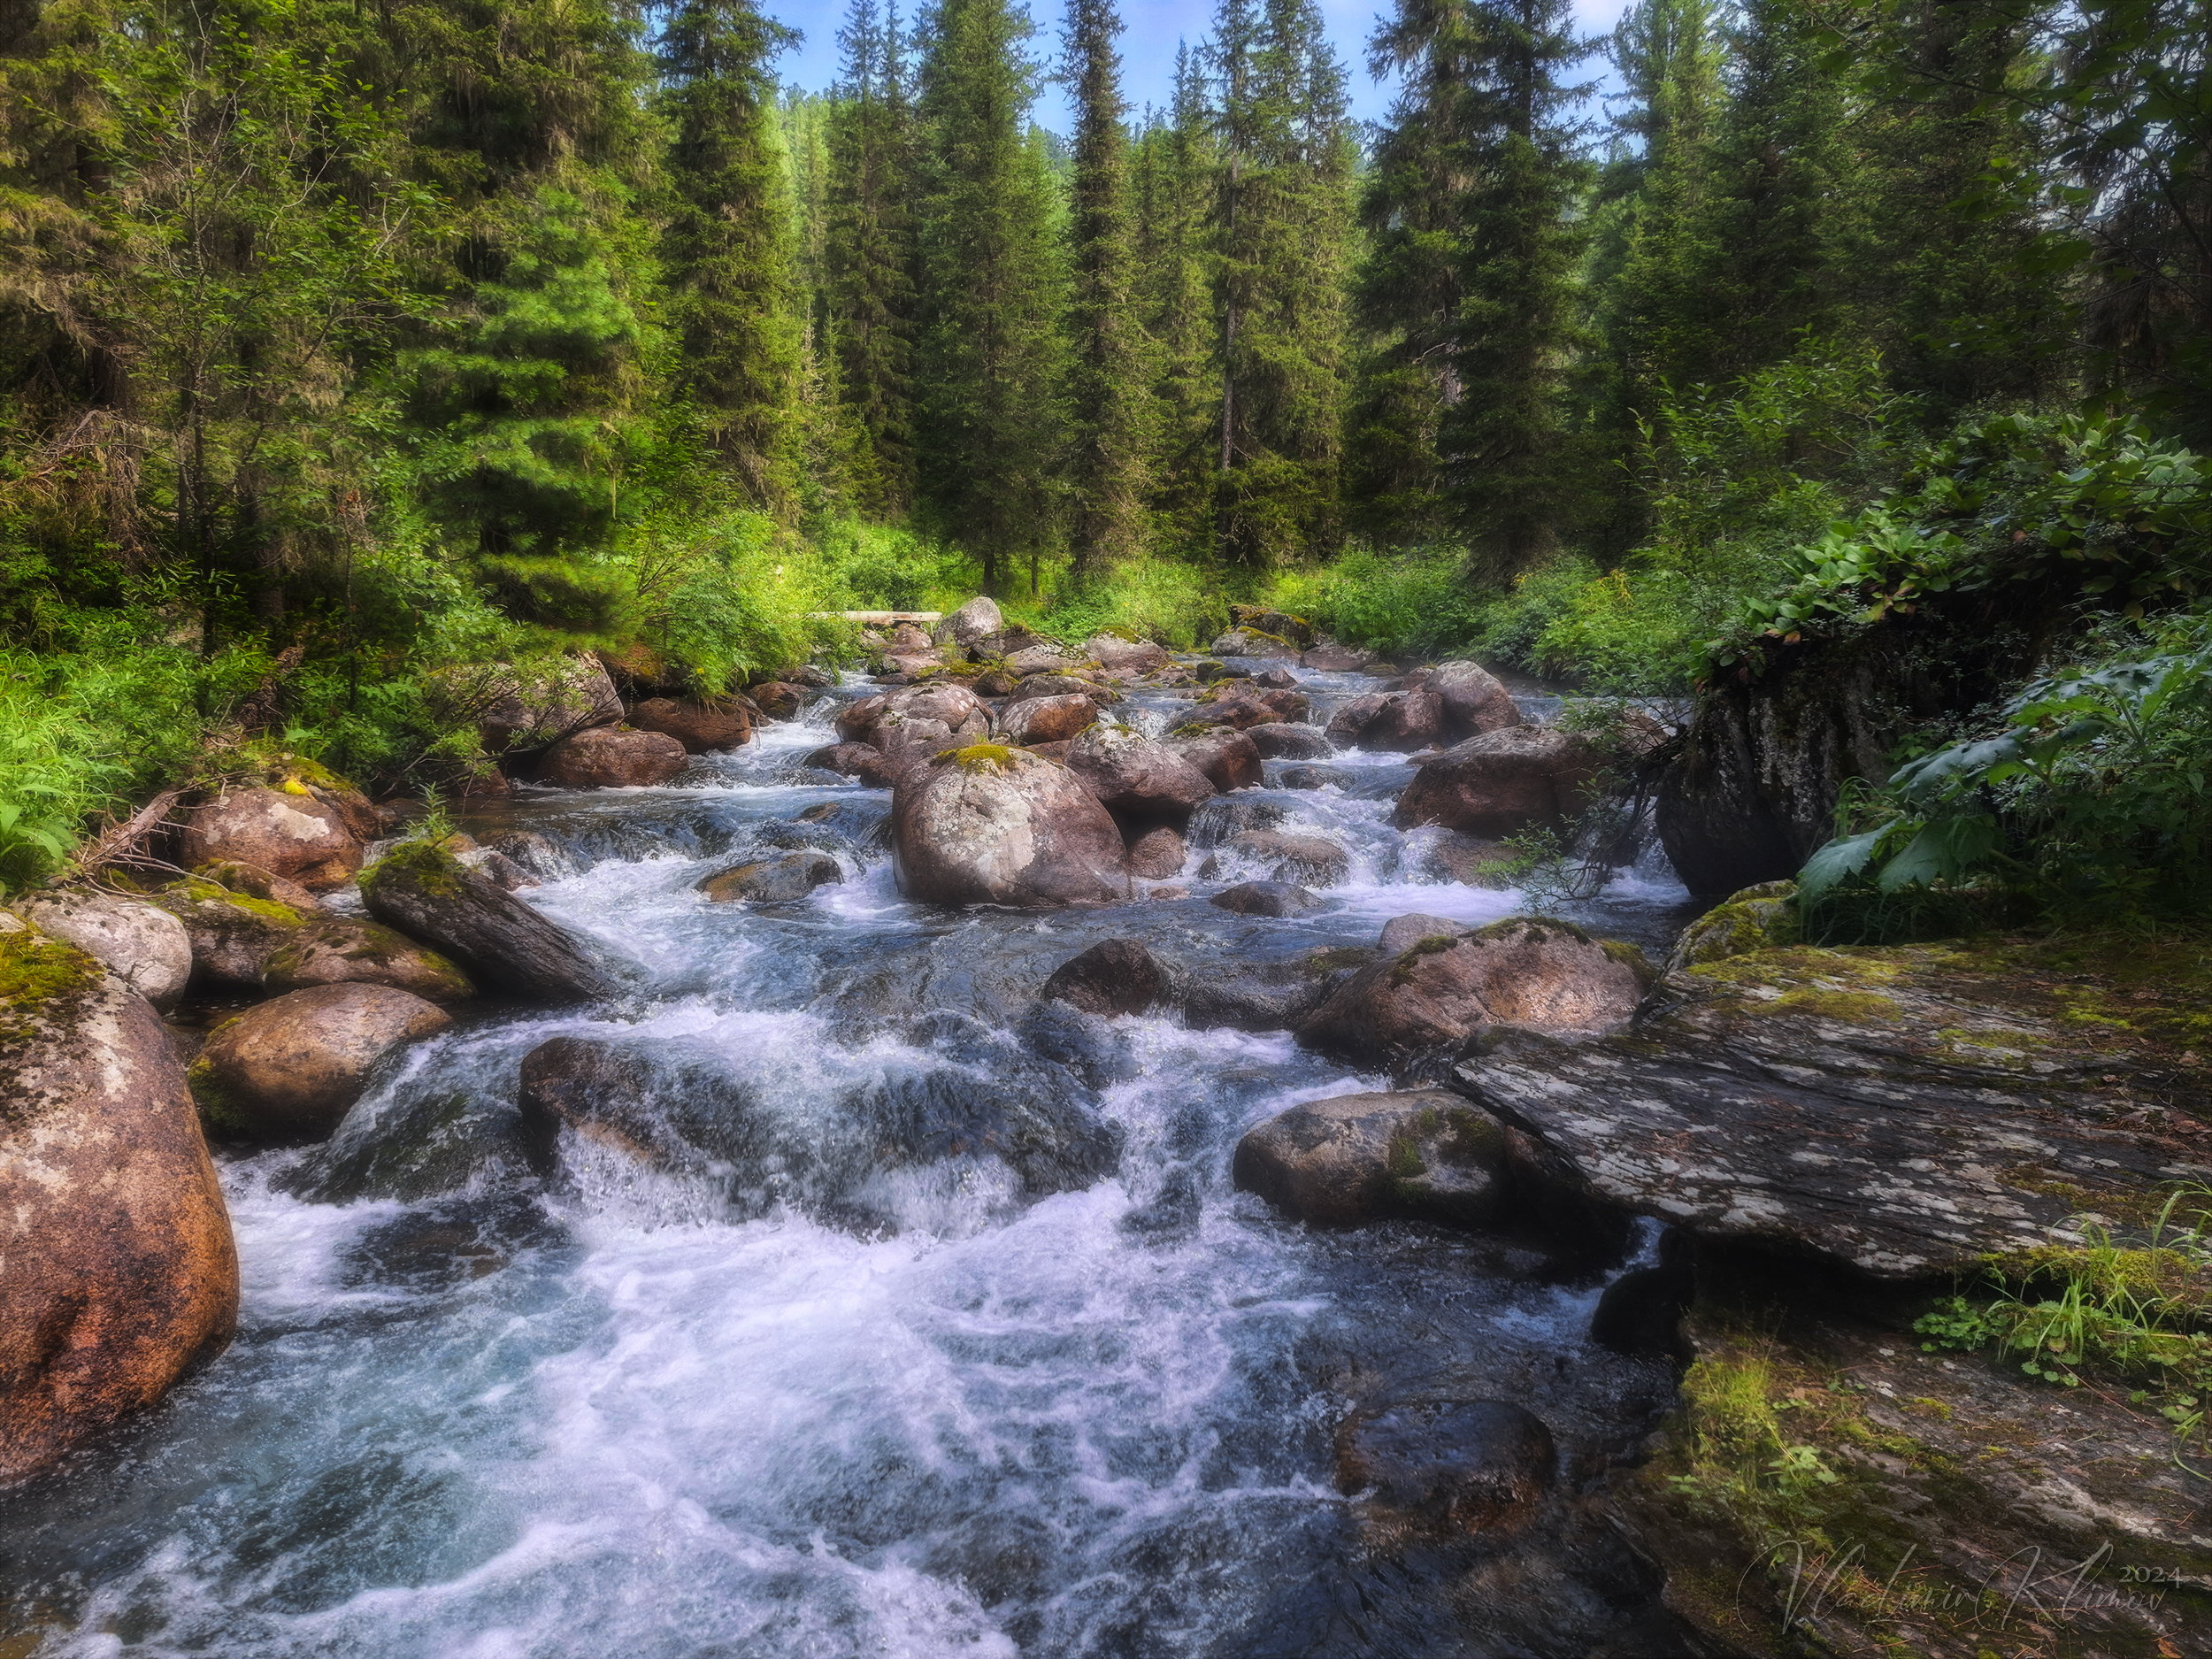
[0,665,1707,1657]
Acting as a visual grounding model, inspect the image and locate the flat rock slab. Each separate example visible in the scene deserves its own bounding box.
[1453,941,2212,1278]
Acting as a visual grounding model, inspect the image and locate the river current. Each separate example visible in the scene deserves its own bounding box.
[2,665,1705,1656]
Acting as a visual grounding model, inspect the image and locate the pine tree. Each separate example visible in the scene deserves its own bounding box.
[825,0,918,518]
[1130,50,1219,550]
[1438,0,1594,572]
[658,0,803,513]
[913,0,1064,595]
[1061,0,1146,581]
[1204,0,1355,567]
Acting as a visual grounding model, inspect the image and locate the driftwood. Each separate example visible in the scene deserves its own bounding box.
[64,788,188,885]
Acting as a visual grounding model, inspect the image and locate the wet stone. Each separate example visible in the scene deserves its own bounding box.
[1334,1399,1556,1536]
[1210,880,1324,918]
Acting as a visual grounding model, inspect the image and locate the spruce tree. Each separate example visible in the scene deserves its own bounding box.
[1061,0,1146,581]
[1204,0,1355,567]
[914,0,1064,595]
[658,0,803,513]
[1438,0,1594,572]
[826,0,919,518]
[1131,50,1220,551]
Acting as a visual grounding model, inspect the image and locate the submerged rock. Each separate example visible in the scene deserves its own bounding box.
[891,745,1126,908]
[361,841,615,1002]
[190,983,452,1140]
[696,850,842,903]
[1040,937,1179,1018]
[1233,1088,1509,1229]
[1335,1399,1555,1537]
[0,920,237,1485]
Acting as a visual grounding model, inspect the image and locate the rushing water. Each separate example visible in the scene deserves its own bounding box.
[1,667,1706,1657]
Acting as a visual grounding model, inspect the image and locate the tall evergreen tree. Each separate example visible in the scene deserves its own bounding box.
[1061,0,1146,581]
[1204,0,1355,567]
[1130,50,1219,549]
[826,0,919,517]
[1438,0,1594,571]
[658,0,802,513]
[913,0,1064,595]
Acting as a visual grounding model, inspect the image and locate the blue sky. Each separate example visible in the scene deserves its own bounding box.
[761,0,1634,131]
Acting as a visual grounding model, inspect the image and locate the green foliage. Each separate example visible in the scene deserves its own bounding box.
[1799,613,2212,924]
[1915,1189,2212,1463]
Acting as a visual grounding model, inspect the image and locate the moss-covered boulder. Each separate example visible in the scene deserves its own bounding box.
[361,841,614,1002]
[1665,879,1801,972]
[150,877,315,990]
[0,918,237,1484]
[177,784,363,891]
[261,915,475,1002]
[14,891,192,1010]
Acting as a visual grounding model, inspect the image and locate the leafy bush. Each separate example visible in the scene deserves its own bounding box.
[1800,611,2212,925]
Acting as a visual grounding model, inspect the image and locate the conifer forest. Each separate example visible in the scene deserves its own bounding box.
[4,0,2212,1652]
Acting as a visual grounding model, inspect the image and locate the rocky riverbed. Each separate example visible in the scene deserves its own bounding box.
[4,613,2208,1656]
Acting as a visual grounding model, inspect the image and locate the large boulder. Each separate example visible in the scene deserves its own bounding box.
[747,680,809,720]
[536,726,688,788]
[891,745,1127,907]
[1325,687,1446,753]
[259,914,476,1002]
[1429,660,1524,741]
[0,919,238,1485]
[1392,726,1605,837]
[1167,728,1263,794]
[1297,918,1645,1064]
[14,892,192,1010]
[1064,723,1217,823]
[360,841,615,1002]
[1210,880,1322,918]
[474,655,625,755]
[1083,634,1170,673]
[178,785,363,891]
[150,876,316,991]
[841,683,992,756]
[626,695,752,753]
[933,595,1004,650]
[696,850,842,902]
[1040,938,1178,1018]
[1455,939,2212,1278]
[1000,692,1098,746]
[1233,1089,1508,1228]
[1187,686,1310,731]
[1003,671,1115,706]
[1002,642,1082,678]
[1219,830,1350,887]
[190,984,452,1141]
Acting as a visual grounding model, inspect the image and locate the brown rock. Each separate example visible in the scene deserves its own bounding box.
[1004,672,1116,706]
[748,680,809,720]
[537,726,689,788]
[1245,722,1333,761]
[1209,880,1322,918]
[0,923,238,1485]
[1001,692,1099,745]
[1084,634,1170,673]
[1040,938,1178,1018]
[626,695,752,753]
[1168,728,1263,794]
[890,747,1127,907]
[1429,660,1523,741]
[1065,723,1217,822]
[179,786,363,891]
[695,851,843,902]
[804,742,901,787]
[1325,687,1445,752]
[1125,825,1187,879]
[1232,1088,1507,1228]
[1392,726,1605,838]
[191,983,451,1140]
[1297,917,1643,1063]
